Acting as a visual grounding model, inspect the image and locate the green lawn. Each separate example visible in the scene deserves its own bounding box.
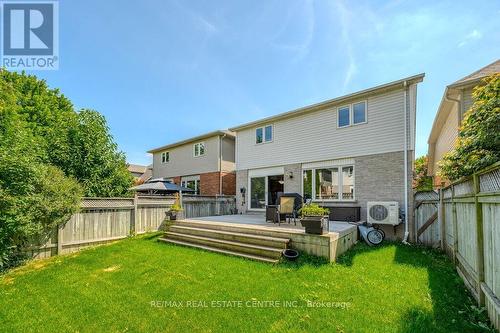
[0,233,493,333]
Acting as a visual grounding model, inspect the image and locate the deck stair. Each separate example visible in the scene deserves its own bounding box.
[158,221,290,263]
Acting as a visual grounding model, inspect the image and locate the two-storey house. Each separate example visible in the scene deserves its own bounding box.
[229,74,424,240]
[148,130,236,195]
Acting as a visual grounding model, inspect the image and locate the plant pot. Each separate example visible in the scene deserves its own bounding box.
[300,215,329,235]
[165,211,184,221]
[282,249,299,261]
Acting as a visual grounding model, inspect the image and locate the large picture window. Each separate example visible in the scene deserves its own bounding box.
[302,165,355,201]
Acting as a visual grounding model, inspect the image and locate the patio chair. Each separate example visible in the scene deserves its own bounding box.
[275,194,302,226]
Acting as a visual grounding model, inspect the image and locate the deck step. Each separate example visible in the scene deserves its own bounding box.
[164,232,284,259]
[173,220,298,239]
[158,238,280,264]
[169,225,289,248]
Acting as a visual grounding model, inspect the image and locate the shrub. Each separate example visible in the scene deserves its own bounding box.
[413,155,433,191]
[299,203,329,217]
[439,74,500,181]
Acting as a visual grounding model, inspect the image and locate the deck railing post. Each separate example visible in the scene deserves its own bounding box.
[473,173,485,306]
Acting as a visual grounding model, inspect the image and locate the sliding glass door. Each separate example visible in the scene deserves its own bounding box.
[250,177,266,209]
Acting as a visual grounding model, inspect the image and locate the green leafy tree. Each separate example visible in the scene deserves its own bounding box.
[439,74,500,181]
[0,70,132,269]
[0,80,81,269]
[0,70,133,197]
[413,155,433,191]
[69,109,133,197]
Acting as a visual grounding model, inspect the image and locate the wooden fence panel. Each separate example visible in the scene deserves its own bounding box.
[183,195,236,218]
[416,162,500,330]
[22,195,236,258]
[414,200,440,247]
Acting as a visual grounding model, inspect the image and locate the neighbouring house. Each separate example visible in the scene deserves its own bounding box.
[427,59,500,187]
[229,74,424,240]
[148,130,236,196]
[127,164,152,183]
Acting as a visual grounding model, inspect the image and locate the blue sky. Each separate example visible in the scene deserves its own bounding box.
[34,0,499,165]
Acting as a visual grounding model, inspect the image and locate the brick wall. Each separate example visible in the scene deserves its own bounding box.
[200,172,221,196]
[221,172,236,195]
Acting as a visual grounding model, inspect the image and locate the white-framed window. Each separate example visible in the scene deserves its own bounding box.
[181,176,200,195]
[302,165,355,201]
[256,125,273,144]
[193,142,205,157]
[337,101,367,127]
[161,151,169,163]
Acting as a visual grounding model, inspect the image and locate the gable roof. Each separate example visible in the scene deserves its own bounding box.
[148,130,234,154]
[449,59,500,88]
[127,164,148,174]
[228,73,425,131]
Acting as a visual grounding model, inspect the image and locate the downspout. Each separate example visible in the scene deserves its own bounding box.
[219,134,227,195]
[403,81,410,244]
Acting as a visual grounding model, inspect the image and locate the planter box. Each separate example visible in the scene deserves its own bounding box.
[300,216,329,235]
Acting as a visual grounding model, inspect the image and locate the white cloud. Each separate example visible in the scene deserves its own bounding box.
[458,29,482,47]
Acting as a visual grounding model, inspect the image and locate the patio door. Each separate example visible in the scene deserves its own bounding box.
[248,174,284,210]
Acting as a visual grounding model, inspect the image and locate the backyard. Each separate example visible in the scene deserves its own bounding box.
[0,234,493,333]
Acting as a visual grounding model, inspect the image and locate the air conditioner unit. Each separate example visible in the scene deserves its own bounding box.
[367,201,399,225]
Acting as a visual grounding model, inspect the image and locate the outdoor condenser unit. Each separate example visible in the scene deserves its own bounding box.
[367,201,399,225]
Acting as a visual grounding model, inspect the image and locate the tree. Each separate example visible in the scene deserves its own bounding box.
[68,110,133,197]
[0,80,81,269]
[0,70,132,269]
[439,74,500,181]
[0,70,133,197]
[413,155,433,191]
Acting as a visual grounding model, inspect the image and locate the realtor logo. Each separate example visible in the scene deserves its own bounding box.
[1,1,58,70]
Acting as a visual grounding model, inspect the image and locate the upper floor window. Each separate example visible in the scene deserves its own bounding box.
[161,151,169,163]
[337,101,367,128]
[194,142,205,157]
[256,125,273,144]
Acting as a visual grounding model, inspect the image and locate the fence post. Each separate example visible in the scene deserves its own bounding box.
[57,224,63,255]
[132,193,138,235]
[439,188,445,250]
[473,173,485,306]
[452,185,458,265]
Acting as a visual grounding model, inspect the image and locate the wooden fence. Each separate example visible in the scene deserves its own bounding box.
[24,195,236,260]
[414,162,500,329]
[182,195,236,218]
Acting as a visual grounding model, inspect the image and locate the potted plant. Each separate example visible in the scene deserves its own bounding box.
[167,203,183,221]
[298,204,330,235]
[166,194,184,221]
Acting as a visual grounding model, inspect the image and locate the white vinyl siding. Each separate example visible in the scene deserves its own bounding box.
[236,88,415,170]
[433,104,459,174]
[152,136,220,178]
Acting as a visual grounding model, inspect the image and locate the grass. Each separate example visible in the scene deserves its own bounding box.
[0,233,493,333]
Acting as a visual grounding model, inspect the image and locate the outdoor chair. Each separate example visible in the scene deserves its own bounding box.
[275,195,302,226]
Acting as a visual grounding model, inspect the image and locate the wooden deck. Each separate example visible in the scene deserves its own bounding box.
[167,214,358,262]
